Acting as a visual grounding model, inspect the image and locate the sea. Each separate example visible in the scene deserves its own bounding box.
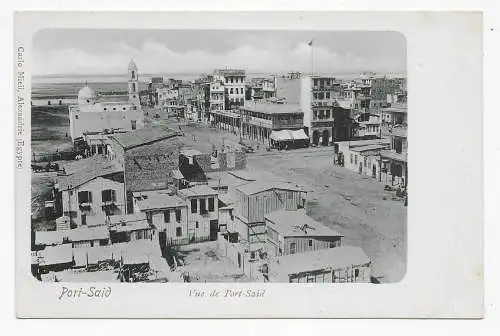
[31,71,371,98]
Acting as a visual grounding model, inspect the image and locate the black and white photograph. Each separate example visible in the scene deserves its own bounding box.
[14,10,483,319]
[29,29,407,284]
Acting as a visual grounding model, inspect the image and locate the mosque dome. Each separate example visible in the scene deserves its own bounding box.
[77,85,96,105]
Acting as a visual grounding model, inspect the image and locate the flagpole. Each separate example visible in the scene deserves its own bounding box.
[310,41,314,76]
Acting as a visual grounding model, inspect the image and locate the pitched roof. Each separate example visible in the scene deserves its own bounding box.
[110,126,182,150]
[242,101,303,115]
[134,192,187,211]
[178,185,218,197]
[108,213,151,232]
[265,209,343,238]
[236,180,305,195]
[57,157,123,191]
[270,246,370,276]
[35,230,65,246]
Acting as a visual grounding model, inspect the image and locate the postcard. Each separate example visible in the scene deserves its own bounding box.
[15,11,483,318]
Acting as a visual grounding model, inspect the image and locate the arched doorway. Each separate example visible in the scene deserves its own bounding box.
[322,130,329,146]
[312,130,320,145]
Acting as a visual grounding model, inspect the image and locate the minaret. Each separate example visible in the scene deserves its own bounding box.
[128,59,140,106]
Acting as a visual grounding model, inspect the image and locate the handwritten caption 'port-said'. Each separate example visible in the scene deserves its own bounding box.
[189,288,265,298]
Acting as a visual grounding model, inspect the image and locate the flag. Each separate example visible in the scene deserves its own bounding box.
[307,40,313,46]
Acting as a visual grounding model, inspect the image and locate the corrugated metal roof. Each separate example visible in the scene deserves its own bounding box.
[265,209,343,238]
[236,181,305,195]
[269,246,370,276]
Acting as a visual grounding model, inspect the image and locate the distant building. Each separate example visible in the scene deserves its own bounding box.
[213,69,246,110]
[247,77,277,101]
[264,209,343,258]
[68,60,144,142]
[380,126,408,188]
[277,75,354,145]
[239,101,305,147]
[336,139,391,178]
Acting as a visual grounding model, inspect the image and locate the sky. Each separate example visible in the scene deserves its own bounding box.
[32,30,406,77]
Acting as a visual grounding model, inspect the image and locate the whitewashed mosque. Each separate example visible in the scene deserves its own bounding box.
[68,60,145,144]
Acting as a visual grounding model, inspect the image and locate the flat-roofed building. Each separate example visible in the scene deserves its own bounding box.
[178,185,219,243]
[133,190,189,247]
[239,101,305,146]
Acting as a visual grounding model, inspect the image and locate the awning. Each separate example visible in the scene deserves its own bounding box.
[290,129,309,140]
[270,130,292,141]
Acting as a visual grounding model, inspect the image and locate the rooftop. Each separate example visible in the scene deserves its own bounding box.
[242,101,303,115]
[265,209,343,238]
[134,192,186,211]
[110,126,182,150]
[108,213,151,232]
[38,244,73,266]
[66,226,109,242]
[178,185,218,197]
[269,246,370,276]
[57,157,123,191]
[236,180,305,195]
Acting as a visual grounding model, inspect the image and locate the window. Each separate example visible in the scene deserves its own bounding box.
[290,242,297,254]
[78,191,92,204]
[131,120,137,130]
[235,88,239,94]
[97,146,103,154]
[355,269,360,277]
[103,108,107,111]
[81,214,87,226]
[308,239,313,247]
[175,209,181,222]
[146,212,152,225]
[101,189,116,203]
[208,197,215,212]
[230,88,234,94]
[231,78,234,83]
[350,154,354,164]
[195,221,199,229]
[199,199,207,214]
[326,92,330,99]
[176,227,182,237]
[191,199,198,213]
[164,210,170,223]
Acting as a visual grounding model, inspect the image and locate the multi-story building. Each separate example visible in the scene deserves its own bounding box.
[300,75,353,146]
[54,156,125,228]
[380,125,408,187]
[239,101,305,146]
[178,185,219,242]
[247,77,277,101]
[213,69,246,110]
[132,190,189,248]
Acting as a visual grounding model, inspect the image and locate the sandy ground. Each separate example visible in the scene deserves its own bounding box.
[246,151,407,283]
[172,121,407,283]
[171,241,252,283]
